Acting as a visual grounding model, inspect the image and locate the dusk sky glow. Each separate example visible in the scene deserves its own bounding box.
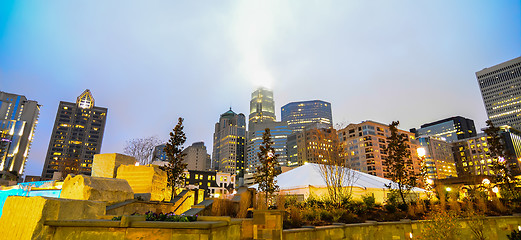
[0,1,520,177]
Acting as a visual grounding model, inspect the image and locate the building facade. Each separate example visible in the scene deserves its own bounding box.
[41,90,107,179]
[338,121,421,178]
[281,100,333,133]
[452,134,494,176]
[152,144,167,162]
[452,126,521,177]
[411,116,477,143]
[246,121,291,175]
[0,92,40,181]
[182,142,211,171]
[476,56,521,130]
[248,87,276,131]
[212,109,246,176]
[184,170,235,198]
[294,123,340,166]
[417,136,457,180]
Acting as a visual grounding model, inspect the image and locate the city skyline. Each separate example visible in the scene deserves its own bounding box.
[0,1,520,176]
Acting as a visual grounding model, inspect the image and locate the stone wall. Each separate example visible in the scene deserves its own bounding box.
[282,215,521,240]
[45,216,243,240]
[0,196,106,240]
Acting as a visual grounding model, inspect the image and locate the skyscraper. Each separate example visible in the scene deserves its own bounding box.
[294,123,340,166]
[452,126,521,177]
[0,92,40,181]
[417,136,457,180]
[182,142,211,171]
[411,116,477,143]
[476,56,521,130]
[212,109,246,176]
[41,90,107,179]
[245,121,291,175]
[281,100,333,133]
[248,87,275,131]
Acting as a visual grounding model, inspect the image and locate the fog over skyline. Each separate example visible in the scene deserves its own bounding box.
[0,1,520,176]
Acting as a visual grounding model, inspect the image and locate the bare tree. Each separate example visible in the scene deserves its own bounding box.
[124,136,162,165]
[313,127,359,206]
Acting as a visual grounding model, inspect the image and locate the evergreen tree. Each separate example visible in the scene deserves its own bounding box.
[160,117,187,200]
[383,121,418,205]
[484,120,520,200]
[255,128,281,207]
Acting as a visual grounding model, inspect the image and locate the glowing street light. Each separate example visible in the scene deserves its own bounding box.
[445,187,452,192]
[426,179,434,185]
[417,147,426,158]
[492,187,499,193]
[482,178,490,185]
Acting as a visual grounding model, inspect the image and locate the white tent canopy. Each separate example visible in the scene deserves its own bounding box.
[250,163,426,192]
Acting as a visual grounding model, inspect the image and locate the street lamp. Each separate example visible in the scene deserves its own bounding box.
[417,147,426,158]
[482,178,490,185]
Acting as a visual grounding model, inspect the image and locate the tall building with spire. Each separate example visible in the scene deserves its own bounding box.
[0,91,40,182]
[41,89,107,179]
[248,87,276,131]
[212,109,246,176]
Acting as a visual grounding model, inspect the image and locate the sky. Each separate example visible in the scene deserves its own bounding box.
[0,1,520,177]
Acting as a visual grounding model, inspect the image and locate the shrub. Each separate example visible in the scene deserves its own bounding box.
[302,209,318,223]
[144,211,197,222]
[507,227,521,240]
[338,211,359,224]
[319,210,334,223]
[283,206,303,229]
[362,194,376,209]
[385,203,397,213]
[419,209,460,240]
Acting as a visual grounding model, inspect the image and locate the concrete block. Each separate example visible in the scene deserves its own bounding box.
[0,196,105,240]
[60,175,134,204]
[116,164,171,202]
[92,153,136,178]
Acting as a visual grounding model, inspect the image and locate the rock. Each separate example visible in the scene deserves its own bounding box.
[91,153,136,178]
[116,164,171,201]
[0,196,105,240]
[60,175,134,204]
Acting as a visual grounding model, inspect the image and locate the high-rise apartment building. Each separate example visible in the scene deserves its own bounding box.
[292,123,340,166]
[41,90,107,179]
[476,56,521,130]
[452,134,494,177]
[338,121,421,178]
[281,100,333,133]
[182,142,211,171]
[411,116,477,143]
[212,109,246,176]
[417,136,457,180]
[452,126,521,177]
[248,87,275,131]
[0,92,40,181]
[246,121,291,175]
